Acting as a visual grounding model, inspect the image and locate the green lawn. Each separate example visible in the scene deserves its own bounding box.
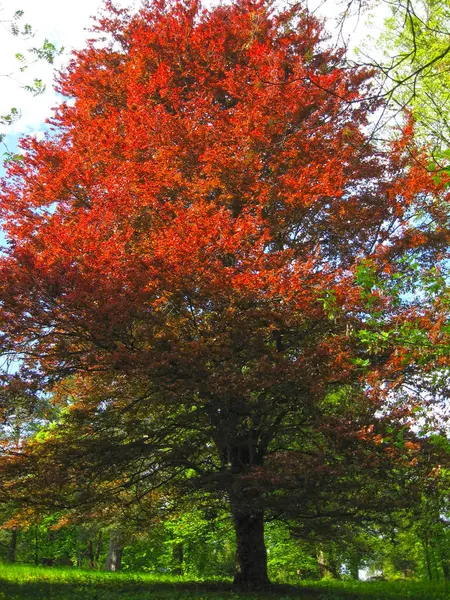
[0,565,448,600]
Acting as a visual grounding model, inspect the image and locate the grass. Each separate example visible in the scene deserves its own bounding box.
[0,564,448,600]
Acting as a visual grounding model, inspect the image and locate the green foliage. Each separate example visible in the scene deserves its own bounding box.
[22,78,46,96]
[159,512,235,578]
[0,107,20,127]
[120,509,235,578]
[380,0,450,157]
[265,522,318,583]
[29,39,61,65]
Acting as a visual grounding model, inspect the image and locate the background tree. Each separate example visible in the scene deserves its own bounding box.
[377,0,450,157]
[0,0,449,591]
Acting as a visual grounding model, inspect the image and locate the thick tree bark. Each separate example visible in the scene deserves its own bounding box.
[105,533,124,571]
[232,509,269,590]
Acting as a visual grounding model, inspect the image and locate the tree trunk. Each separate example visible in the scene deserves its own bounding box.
[95,531,103,563]
[423,537,433,581]
[327,548,340,579]
[172,542,184,575]
[317,545,340,579]
[8,528,17,563]
[232,509,269,590]
[349,560,360,581]
[105,533,124,571]
[442,560,450,581]
[34,526,39,566]
[87,539,95,569]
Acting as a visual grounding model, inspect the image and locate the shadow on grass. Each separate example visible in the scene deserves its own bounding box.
[0,580,338,600]
[0,578,445,600]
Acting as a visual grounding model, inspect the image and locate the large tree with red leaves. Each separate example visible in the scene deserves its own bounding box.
[0,0,449,589]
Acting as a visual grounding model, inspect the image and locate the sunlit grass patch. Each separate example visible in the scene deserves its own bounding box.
[0,565,448,599]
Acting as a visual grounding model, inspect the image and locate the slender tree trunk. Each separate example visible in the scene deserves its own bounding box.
[95,530,103,563]
[105,533,124,571]
[317,548,327,579]
[435,531,449,581]
[442,559,450,581]
[431,545,441,582]
[316,545,340,579]
[87,539,95,569]
[172,542,184,575]
[34,526,39,566]
[349,555,360,580]
[232,508,269,590]
[423,538,433,581]
[8,528,17,563]
[95,531,103,563]
[328,548,340,579]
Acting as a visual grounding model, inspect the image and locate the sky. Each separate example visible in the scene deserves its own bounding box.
[0,0,388,153]
[1,0,106,141]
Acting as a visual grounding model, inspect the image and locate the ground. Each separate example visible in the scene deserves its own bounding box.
[0,565,447,599]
